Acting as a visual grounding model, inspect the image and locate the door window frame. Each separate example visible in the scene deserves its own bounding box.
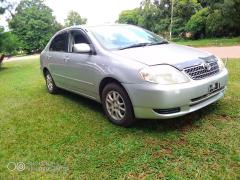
[69,28,97,55]
[49,31,70,53]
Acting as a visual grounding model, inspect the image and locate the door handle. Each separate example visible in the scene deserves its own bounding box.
[47,55,52,60]
[64,57,70,62]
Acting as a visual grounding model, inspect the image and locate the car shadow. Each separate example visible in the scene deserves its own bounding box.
[59,89,103,112]
[58,88,219,132]
[134,104,218,133]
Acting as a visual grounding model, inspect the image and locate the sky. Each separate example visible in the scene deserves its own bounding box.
[0,0,142,29]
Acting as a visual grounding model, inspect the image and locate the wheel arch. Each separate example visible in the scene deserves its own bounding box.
[98,77,132,102]
[99,77,122,99]
[42,67,49,76]
[99,77,136,126]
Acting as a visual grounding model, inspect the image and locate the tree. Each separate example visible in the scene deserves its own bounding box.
[117,1,159,32]
[172,0,201,36]
[9,0,62,53]
[221,0,240,36]
[0,0,6,58]
[204,0,240,37]
[138,0,159,32]
[117,0,240,38]
[64,11,87,27]
[117,8,140,25]
[0,0,15,17]
[186,7,210,39]
[198,0,223,9]
[205,10,225,37]
[0,31,22,55]
[117,0,201,37]
[153,0,171,36]
[0,0,6,14]
[0,27,4,59]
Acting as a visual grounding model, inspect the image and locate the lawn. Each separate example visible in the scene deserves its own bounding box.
[0,59,239,179]
[174,37,240,47]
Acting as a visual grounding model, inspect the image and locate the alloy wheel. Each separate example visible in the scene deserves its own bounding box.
[105,90,126,121]
[46,74,54,91]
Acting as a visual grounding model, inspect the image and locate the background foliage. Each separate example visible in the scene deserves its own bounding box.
[118,0,240,39]
[0,31,22,55]
[64,10,87,27]
[0,0,7,14]
[8,0,62,53]
[0,0,240,55]
[0,0,87,55]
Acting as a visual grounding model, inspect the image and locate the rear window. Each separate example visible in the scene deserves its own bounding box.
[49,32,69,52]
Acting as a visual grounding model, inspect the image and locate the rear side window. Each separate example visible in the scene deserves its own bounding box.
[49,32,69,52]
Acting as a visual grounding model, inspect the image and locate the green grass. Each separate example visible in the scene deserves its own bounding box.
[174,37,240,47]
[0,59,239,179]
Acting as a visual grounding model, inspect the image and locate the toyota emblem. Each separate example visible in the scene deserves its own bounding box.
[203,62,211,71]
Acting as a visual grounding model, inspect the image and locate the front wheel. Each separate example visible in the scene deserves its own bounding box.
[44,70,58,94]
[102,83,135,127]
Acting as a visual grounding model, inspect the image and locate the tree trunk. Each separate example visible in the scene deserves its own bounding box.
[0,54,5,68]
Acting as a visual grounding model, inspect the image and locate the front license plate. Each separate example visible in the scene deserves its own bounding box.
[208,82,221,93]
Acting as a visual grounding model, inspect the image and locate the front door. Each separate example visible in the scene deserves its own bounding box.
[62,29,99,99]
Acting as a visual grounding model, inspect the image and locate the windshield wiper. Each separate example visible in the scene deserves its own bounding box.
[148,41,169,46]
[119,41,169,50]
[119,42,150,50]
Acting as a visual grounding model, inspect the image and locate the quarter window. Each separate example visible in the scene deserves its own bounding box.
[49,32,69,52]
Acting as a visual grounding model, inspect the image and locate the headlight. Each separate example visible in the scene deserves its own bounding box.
[139,65,190,84]
[216,57,225,72]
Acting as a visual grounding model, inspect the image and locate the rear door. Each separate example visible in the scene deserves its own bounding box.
[47,31,70,87]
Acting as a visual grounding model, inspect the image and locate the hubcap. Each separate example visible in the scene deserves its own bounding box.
[46,74,53,91]
[105,91,126,121]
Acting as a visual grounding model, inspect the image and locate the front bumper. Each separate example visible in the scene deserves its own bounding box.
[123,69,228,119]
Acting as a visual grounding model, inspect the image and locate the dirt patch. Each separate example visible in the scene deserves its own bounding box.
[199,46,240,58]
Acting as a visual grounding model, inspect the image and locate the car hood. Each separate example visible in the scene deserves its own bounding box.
[111,43,213,69]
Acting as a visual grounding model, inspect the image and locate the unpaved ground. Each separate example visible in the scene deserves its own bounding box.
[199,46,240,58]
[2,46,240,63]
[3,54,40,62]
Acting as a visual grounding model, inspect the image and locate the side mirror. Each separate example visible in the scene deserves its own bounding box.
[73,43,91,53]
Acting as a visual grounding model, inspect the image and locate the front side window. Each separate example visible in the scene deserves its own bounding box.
[70,30,89,52]
[89,25,167,50]
[49,32,69,52]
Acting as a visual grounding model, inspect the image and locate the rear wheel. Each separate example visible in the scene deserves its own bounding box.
[102,83,135,127]
[44,70,58,94]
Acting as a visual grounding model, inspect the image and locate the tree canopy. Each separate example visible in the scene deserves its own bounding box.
[0,31,22,55]
[117,8,140,25]
[1,1,87,55]
[64,11,87,27]
[118,0,240,39]
[0,0,6,14]
[8,0,62,53]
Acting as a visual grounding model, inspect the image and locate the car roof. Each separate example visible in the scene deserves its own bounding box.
[58,24,132,33]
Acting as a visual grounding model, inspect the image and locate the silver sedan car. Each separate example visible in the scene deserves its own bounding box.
[40,24,228,127]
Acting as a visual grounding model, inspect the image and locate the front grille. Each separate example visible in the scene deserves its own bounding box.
[184,61,219,80]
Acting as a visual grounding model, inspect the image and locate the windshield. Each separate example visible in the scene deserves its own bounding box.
[89,25,167,50]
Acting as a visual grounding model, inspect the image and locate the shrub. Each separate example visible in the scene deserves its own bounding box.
[206,10,225,37]
[0,32,22,55]
[186,8,210,39]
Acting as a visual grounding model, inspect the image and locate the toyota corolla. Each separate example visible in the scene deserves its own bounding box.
[40,24,228,127]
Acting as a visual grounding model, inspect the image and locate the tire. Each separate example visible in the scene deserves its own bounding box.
[44,70,58,94]
[102,83,135,127]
